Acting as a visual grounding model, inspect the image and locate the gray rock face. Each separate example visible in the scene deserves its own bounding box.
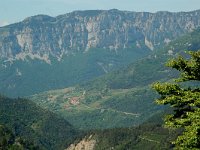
[1,9,200,60]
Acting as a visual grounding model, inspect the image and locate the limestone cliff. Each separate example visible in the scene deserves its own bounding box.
[0,9,200,61]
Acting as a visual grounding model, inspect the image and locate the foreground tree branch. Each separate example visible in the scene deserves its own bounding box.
[152,50,200,149]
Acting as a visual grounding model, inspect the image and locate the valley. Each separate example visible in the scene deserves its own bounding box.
[29,28,200,130]
[29,86,160,129]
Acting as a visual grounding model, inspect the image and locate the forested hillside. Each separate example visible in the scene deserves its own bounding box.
[67,110,181,150]
[0,124,39,150]
[0,95,82,150]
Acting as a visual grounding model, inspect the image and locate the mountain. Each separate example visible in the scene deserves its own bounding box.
[29,28,200,130]
[1,9,200,97]
[1,9,200,59]
[0,95,82,150]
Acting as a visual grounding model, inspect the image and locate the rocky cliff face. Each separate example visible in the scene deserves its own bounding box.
[0,9,200,62]
[66,135,96,150]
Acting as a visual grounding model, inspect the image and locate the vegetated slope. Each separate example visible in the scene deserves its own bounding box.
[81,28,200,91]
[91,124,176,150]
[67,110,181,150]
[30,28,200,130]
[0,124,39,150]
[0,95,82,150]
[0,48,149,97]
[1,9,200,97]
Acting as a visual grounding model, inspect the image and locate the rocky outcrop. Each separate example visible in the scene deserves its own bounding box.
[0,9,200,61]
[66,135,96,150]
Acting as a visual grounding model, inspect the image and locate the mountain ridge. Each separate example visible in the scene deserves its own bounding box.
[1,9,200,62]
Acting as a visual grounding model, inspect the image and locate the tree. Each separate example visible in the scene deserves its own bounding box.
[152,50,200,149]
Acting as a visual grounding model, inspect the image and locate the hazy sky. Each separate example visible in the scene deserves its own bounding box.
[1,0,200,26]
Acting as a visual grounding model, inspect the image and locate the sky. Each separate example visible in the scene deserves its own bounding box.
[0,0,200,26]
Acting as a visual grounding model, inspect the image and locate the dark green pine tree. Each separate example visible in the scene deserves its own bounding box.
[152,50,200,149]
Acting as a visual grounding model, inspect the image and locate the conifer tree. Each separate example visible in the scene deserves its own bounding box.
[153,51,200,149]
